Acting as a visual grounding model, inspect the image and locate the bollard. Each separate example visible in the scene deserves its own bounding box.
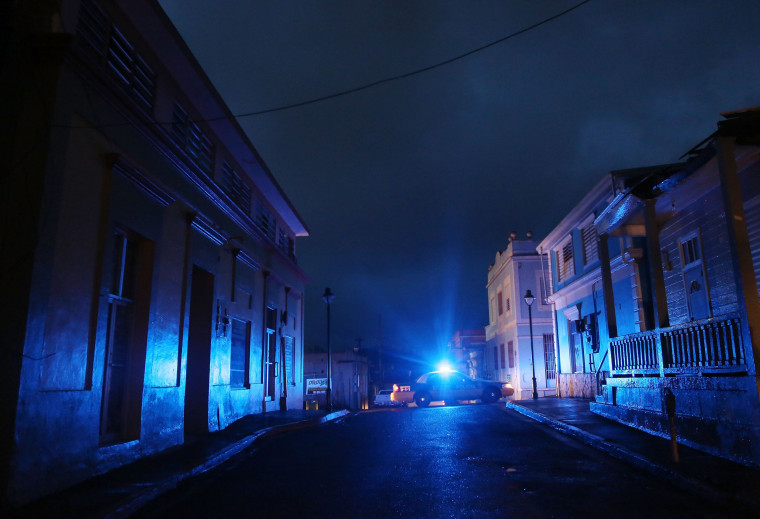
[664,388,679,463]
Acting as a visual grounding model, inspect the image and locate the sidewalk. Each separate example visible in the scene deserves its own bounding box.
[505,397,760,515]
[11,409,350,519]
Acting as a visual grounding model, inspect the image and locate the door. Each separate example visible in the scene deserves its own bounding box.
[185,266,214,438]
[681,234,710,321]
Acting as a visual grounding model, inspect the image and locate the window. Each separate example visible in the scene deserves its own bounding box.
[255,201,277,240]
[283,335,295,386]
[569,320,584,373]
[278,229,295,260]
[489,297,497,324]
[230,319,250,388]
[101,230,153,443]
[264,308,278,399]
[581,221,598,266]
[557,236,575,283]
[222,162,251,215]
[543,334,555,380]
[172,103,214,175]
[77,0,156,111]
[493,346,499,371]
[497,291,503,315]
[681,236,701,266]
[500,343,506,369]
[507,341,515,369]
[107,26,156,111]
[77,0,108,57]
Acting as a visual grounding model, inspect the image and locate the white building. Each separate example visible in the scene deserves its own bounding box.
[1,0,308,505]
[485,234,555,399]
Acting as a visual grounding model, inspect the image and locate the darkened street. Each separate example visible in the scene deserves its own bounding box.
[134,405,730,519]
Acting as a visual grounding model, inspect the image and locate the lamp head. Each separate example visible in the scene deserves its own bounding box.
[524,289,535,307]
[322,287,335,304]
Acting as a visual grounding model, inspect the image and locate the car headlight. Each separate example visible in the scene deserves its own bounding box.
[502,383,513,389]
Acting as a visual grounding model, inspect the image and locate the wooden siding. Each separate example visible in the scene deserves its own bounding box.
[659,183,738,325]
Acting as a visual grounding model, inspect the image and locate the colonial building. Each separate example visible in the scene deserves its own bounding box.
[589,108,760,465]
[447,329,485,379]
[485,234,554,399]
[537,169,670,399]
[1,0,308,505]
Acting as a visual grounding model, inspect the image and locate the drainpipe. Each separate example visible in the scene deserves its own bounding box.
[541,247,561,397]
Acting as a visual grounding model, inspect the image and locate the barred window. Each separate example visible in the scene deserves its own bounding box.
[221,162,251,215]
[172,103,214,175]
[255,201,276,240]
[543,334,556,380]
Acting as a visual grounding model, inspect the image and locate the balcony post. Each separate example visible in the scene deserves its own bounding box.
[716,135,760,379]
[598,233,617,339]
[644,199,669,329]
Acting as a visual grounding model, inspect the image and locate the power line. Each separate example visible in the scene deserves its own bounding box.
[58,0,592,129]
[219,0,593,119]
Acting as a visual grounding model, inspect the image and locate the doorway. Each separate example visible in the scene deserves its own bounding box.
[185,266,214,438]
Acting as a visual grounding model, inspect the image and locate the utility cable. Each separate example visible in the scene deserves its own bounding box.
[58,0,592,128]
[215,0,593,119]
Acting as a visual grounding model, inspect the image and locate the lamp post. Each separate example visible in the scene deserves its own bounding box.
[322,287,335,412]
[524,289,538,399]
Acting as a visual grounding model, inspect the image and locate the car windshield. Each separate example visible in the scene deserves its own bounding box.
[416,370,470,384]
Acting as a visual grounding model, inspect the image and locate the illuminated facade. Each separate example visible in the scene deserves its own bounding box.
[541,108,760,465]
[485,234,554,399]
[447,329,486,379]
[589,108,760,465]
[1,0,308,505]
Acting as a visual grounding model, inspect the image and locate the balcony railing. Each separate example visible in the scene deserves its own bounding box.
[610,313,746,377]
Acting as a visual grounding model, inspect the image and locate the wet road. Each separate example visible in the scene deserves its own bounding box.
[135,404,732,518]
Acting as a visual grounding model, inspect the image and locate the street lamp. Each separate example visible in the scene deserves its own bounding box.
[524,289,538,400]
[322,287,335,412]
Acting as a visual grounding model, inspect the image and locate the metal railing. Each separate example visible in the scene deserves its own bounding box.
[610,313,746,377]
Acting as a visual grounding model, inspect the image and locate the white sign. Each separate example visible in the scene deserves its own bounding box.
[306,378,329,394]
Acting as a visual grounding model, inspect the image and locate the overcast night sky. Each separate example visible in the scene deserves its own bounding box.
[157,0,760,364]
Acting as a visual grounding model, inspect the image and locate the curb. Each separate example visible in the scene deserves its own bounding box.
[104,410,351,519]
[503,402,760,514]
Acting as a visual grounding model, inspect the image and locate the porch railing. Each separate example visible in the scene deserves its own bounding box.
[610,313,746,377]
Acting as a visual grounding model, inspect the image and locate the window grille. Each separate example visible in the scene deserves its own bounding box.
[500,343,506,369]
[172,103,214,175]
[507,341,515,369]
[497,291,503,315]
[543,334,556,380]
[222,162,251,215]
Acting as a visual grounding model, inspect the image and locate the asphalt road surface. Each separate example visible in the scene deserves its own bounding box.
[134,404,735,518]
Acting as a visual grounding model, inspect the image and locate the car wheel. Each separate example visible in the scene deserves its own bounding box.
[415,391,431,408]
[482,387,499,403]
